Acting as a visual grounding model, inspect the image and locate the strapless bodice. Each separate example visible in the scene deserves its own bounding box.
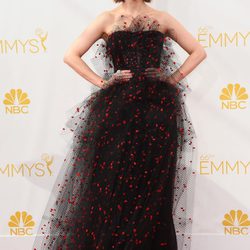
[90,14,191,94]
[106,30,165,72]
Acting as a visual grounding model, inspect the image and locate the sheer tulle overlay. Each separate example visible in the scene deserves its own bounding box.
[33,14,197,250]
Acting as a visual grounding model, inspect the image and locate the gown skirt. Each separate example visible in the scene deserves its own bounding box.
[33,75,197,250]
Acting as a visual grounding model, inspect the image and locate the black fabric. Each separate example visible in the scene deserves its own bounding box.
[33,14,197,250]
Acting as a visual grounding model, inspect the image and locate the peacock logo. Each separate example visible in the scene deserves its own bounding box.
[3,89,30,114]
[8,211,35,236]
[219,83,248,109]
[222,209,250,235]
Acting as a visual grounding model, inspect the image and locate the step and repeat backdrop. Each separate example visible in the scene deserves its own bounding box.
[0,0,249,249]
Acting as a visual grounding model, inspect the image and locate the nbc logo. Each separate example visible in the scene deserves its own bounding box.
[3,89,31,114]
[8,211,35,236]
[222,209,250,235]
[219,83,248,109]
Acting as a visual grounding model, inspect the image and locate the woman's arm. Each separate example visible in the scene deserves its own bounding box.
[162,11,207,83]
[63,11,112,88]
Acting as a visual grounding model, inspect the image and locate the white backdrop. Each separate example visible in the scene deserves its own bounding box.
[0,0,250,249]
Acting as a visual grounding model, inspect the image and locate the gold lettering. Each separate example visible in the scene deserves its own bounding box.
[211,161,224,174]
[209,33,223,47]
[200,160,209,175]
[24,163,35,176]
[0,164,10,175]
[241,161,250,174]
[29,39,40,53]
[5,40,18,53]
[238,32,250,46]
[17,39,29,53]
[224,32,238,47]
[35,163,45,177]
[0,40,4,53]
[11,164,24,176]
[226,161,239,174]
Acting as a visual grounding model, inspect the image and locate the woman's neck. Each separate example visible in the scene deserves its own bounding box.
[119,0,149,16]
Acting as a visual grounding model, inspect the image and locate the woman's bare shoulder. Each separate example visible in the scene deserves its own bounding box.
[151,10,171,22]
[94,9,125,29]
[93,10,114,23]
[141,9,172,33]
[158,10,183,27]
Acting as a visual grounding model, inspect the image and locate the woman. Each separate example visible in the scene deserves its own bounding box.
[33,0,207,249]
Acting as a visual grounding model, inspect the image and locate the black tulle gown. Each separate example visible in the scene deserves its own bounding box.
[33,14,197,250]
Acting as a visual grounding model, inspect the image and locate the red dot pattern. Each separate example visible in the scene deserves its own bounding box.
[33,14,197,250]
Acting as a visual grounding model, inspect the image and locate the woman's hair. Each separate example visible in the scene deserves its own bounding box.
[114,0,151,2]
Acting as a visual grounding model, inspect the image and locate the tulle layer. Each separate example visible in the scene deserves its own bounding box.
[33,13,197,250]
[33,78,197,250]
